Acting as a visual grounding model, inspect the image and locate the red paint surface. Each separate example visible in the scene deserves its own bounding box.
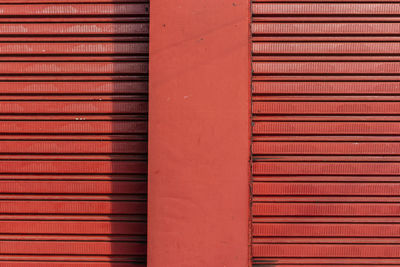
[148,0,251,266]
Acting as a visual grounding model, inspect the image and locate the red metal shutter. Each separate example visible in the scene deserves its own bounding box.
[252,1,400,265]
[0,1,148,266]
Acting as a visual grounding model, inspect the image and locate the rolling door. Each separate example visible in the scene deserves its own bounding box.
[0,1,148,266]
[252,1,400,266]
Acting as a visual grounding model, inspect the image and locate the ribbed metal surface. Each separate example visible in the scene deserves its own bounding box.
[0,1,148,266]
[252,1,400,265]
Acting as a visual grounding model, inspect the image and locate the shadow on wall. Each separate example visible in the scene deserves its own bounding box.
[110,0,149,266]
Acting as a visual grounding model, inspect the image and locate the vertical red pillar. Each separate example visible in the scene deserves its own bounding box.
[148,0,251,266]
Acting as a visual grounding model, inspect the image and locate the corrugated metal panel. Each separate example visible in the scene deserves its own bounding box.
[0,1,148,266]
[252,0,400,265]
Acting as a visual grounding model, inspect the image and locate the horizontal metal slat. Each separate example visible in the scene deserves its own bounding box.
[253,223,400,237]
[252,81,400,95]
[253,102,400,115]
[0,121,147,134]
[253,258,400,266]
[0,241,145,255]
[0,174,145,181]
[253,3,400,16]
[254,62,400,75]
[0,101,147,114]
[0,181,146,194]
[0,62,148,74]
[0,81,148,94]
[252,23,400,35]
[254,162,400,176]
[0,263,142,267]
[253,142,400,155]
[0,161,146,174]
[253,244,400,258]
[0,23,148,35]
[253,42,400,55]
[0,141,146,154]
[0,201,146,214]
[0,43,148,55]
[253,182,400,196]
[254,122,400,135]
[0,3,148,16]
[0,221,145,235]
[253,203,400,216]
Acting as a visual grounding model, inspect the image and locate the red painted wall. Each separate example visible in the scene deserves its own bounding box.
[148,0,251,266]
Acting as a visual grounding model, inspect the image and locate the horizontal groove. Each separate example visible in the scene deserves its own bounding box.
[0,74,148,82]
[253,17,400,23]
[0,18,149,23]
[0,235,146,243]
[253,257,400,266]
[253,36,400,41]
[0,36,149,41]
[252,115,400,121]
[0,235,146,242]
[253,196,400,203]
[0,0,148,2]
[253,155,400,162]
[0,135,147,141]
[253,176,400,182]
[253,258,400,267]
[0,195,147,201]
[253,75,400,81]
[0,155,147,160]
[0,56,149,61]
[0,262,145,266]
[253,237,400,244]
[0,174,146,181]
[253,136,400,142]
[253,96,400,101]
[0,214,146,221]
[0,115,148,121]
[253,216,400,223]
[253,55,400,61]
[0,96,147,100]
